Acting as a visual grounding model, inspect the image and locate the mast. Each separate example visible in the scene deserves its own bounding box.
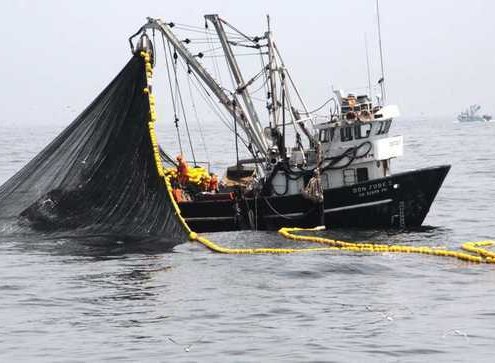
[272,43,315,144]
[266,15,278,128]
[204,14,268,154]
[281,71,287,160]
[376,0,387,104]
[143,17,268,158]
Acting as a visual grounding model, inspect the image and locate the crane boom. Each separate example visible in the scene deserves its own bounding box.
[204,14,268,154]
[142,17,268,158]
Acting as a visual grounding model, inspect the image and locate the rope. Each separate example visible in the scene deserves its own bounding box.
[167,40,197,164]
[220,18,259,44]
[186,71,210,162]
[173,22,244,38]
[187,68,249,149]
[205,25,223,85]
[152,29,157,64]
[140,50,495,264]
[161,33,183,155]
[203,52,268,58]
[262,196,300,220]
[175,61,197,165]
[197,45,224,54]
[301,97,336,115]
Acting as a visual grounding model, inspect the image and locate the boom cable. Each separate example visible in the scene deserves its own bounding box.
[187,66,250,149]
[186,65,210,163]
[161,33,183,155]
[170,46,198,165]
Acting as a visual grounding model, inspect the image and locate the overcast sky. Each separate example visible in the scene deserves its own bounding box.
[1,0,494,125]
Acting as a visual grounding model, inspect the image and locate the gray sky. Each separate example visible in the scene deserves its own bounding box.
[1,0,495,125]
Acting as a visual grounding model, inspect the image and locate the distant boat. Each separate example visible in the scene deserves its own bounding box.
[417,112,427,122]
[457,105,492,122]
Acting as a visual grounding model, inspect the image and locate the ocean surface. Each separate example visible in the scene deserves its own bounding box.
[0,117,494,362]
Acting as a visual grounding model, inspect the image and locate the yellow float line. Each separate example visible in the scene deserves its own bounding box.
[141,51,344,254]
[140,51,495,263]
[142,51,191,236]
[279,227,495,264]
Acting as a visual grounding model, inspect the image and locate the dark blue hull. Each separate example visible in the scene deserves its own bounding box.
[179,165,450,232]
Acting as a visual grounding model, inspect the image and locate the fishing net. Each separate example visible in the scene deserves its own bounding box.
[0,55,186,246]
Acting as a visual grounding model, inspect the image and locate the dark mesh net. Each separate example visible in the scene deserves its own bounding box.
[0,55,186,246]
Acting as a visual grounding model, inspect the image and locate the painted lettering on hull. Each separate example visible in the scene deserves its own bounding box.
[352,180,393,198]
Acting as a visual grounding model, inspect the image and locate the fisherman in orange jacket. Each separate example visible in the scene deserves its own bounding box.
[209,173,219,193]
[199,174,210,192]
[171,188,184,202]
[176,154,189,185]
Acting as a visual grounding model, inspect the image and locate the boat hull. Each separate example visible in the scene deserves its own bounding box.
[179,165,450,232]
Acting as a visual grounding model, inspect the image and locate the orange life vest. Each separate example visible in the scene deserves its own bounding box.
[172,188,183,202]
[177,157,189,184]
[209,175,219,192]
[200,176,210,191]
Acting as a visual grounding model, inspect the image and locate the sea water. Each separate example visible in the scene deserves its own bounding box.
[0,118,494,362]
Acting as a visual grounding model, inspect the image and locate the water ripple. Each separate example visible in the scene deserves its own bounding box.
[0,119,495,361]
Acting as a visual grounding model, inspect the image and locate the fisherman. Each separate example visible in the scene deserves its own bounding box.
[347,93,357,110]
[171,187,184,202]
[167,176,184,202]
[209,173,219,193]
[200,174,210,192]
[176,154,189,185]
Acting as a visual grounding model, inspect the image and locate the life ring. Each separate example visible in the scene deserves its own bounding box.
[359,110,372,121]
[346,111,357,121]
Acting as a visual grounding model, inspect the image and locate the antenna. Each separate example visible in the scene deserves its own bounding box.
[365,33,373,100]
[376,0,386,104]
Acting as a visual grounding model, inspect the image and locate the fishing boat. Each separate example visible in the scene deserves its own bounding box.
[127,16,450,233]
[457,105,492,122]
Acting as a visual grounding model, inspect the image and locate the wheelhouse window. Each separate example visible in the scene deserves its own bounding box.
[319,128,334,143]
[356,167,369,182]
[383,120,392,133]
[343,168,356,185]
[376,120,392,135]
[340,127,353,142]
[319,129,328,143]
[354,124,372,139]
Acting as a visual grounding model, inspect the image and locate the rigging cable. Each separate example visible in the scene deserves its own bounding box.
[233,98,240,165]
[236,67,266,94]
[204,21,224,85]
[219,34,263,164]
[186,64,250,150]
[173,22,244,38]
[259,47,269,96]
[248,76,269,96]
[161,33,183,155]
[196,45,224,54]
[173,53,198,165]
[167,21,261,164]
[301,97,337,115]
[185,66,210,163]
[220,18,260,44]
[167,39,197,164]
[203,52,269,58]
[188,70,233,129]
[279,79,304,144]
[152,29,157,64]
